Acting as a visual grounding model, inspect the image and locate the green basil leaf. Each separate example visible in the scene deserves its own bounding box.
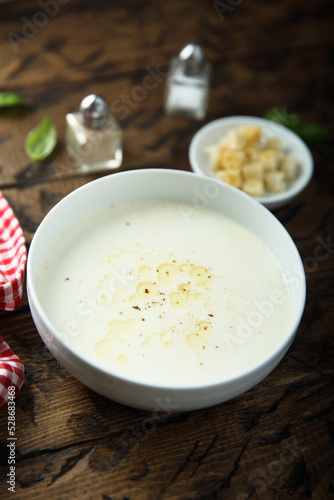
[0,92,27,108]
[25,117,57,161]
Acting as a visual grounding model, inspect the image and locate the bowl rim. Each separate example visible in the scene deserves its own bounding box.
[27,168,306,391]
[188,115,314,207]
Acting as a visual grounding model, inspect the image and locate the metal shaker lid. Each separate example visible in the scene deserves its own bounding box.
[79,94,109,129]
[178,43,205,75]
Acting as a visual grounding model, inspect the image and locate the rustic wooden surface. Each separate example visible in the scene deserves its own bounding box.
[0,1,333,499]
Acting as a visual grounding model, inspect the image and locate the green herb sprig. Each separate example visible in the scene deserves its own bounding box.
[25,117,57,161]
[0,92,27,108]
[264,106,331,145]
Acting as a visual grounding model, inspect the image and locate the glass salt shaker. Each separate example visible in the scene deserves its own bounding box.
[164,43,211,120]
[66,94,122,173]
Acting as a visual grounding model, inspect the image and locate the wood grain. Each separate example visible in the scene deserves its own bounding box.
[0,0,333,499]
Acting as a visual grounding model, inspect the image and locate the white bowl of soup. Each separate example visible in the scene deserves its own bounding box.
[27,169,306,411]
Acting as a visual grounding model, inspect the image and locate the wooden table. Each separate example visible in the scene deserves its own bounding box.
[0,1,333,498]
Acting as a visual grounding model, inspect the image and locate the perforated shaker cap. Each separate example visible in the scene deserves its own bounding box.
[179,43,205,75]
[79,94,109,129]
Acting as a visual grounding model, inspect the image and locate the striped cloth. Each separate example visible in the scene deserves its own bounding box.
[0,191,27,310]
[0,336,25,407]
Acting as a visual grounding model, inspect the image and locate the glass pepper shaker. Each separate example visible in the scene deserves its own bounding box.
[66,94,122,173]
[164,43,211,120]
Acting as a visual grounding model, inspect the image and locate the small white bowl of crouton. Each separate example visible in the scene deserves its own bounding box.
[189,116,314,210]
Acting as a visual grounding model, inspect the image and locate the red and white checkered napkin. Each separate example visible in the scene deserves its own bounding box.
[0,335,25,407]
[0,191,27,311]
[0,191,26,406]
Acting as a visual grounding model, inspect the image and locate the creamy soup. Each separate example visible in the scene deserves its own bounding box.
[36,199,291,386]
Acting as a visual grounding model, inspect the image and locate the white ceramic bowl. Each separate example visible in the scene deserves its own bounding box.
[189,116,314,210]
[27,169,306,411]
